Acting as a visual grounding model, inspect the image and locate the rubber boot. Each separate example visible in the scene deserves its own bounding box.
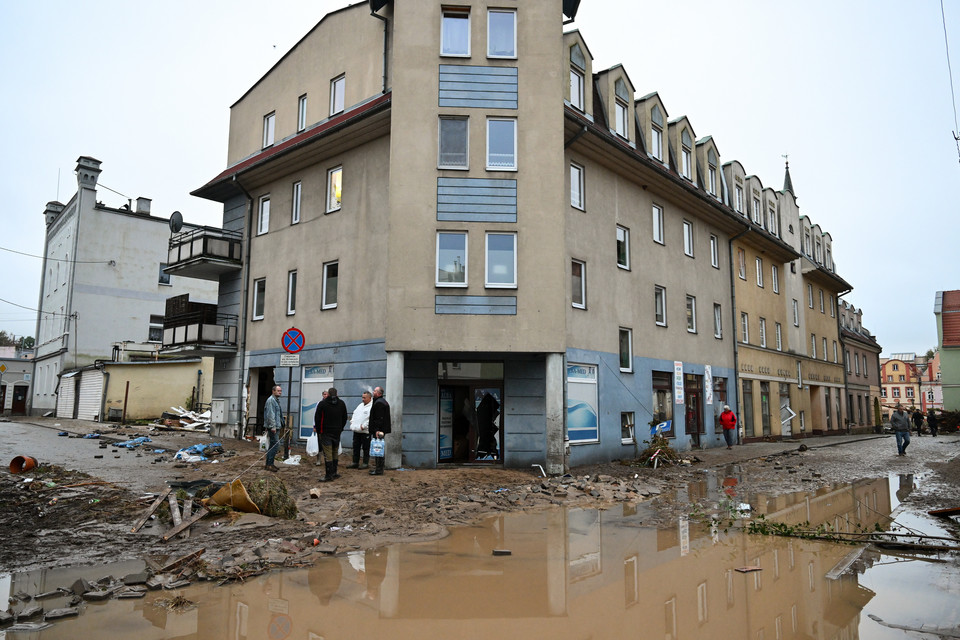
[347,443,360,469]
[332,459,341,480]
[319,461,334,482]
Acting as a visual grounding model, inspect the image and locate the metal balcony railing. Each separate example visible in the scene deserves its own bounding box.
[166,227,242,280]
[162,311,238,351]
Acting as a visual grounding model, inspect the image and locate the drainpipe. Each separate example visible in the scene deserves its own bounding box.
[234,175,254,440]
[96,361,108,424]
[727,228,750,444]
[369,8,389,94]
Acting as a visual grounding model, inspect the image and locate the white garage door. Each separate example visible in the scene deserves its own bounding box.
[56,372,78,418]
[77,369,103,421]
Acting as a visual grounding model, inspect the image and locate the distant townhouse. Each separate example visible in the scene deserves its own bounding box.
[839,300,882,430]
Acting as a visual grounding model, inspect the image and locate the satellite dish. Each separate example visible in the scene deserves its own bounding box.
[169,211,183,233]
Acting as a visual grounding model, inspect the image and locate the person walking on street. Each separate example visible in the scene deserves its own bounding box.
[369,386,392,476]
[347,391,373,469]
[928,409,939,437]
[891,405,912,456]
[263,385,284,472]
[719,405,737,449]
[315,387,348,482]
[911,408,924,436]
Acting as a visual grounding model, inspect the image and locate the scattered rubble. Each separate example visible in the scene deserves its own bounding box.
[152,406,212,432]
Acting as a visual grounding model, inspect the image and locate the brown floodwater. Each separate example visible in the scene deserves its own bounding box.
[3,474,959,639]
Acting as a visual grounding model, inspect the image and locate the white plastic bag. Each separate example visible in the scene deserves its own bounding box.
[258,433,268,452]
[370,437,385,458]
[306,433,319,457]
[282,455,301,466]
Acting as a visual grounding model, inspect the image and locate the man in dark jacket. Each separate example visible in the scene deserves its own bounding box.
[315,387,348,482]
[911,408,924,436]
[369,386,391,476]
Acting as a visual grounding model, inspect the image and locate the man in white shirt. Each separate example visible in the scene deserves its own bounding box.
[346,390,373,469]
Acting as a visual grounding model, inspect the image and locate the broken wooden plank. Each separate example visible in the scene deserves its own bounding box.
[168,493,182,529]
[162,508,210,542]
[130,488,172,533]
[825,546,866,580]
[928,506,960,518]
[180,497,193,540]
[158,548,205,573]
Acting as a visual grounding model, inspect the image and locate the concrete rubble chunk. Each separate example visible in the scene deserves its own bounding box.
[122,571,150,585]
[163,580,191,590]
[44,607,79,620]
[18,604,43,619]
[0,610,12,624]
[81,589,115,601]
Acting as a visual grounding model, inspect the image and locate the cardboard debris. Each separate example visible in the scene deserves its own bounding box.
[151,406,212,432]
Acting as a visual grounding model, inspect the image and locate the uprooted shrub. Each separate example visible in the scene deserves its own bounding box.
[245,476,298,519]
[634,435,683,467]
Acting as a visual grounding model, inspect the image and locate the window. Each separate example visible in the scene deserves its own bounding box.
[686,295,697,333]
[928,390,935,402]
[621,412,635,443]
[819,289,824,313]
[322,261,338,309]
[759,317,767,347]
[330,75,345,115]
[810,334,816,359]
[571,260,586,309]
[772,265,780,293]
[906,388,915,398]
[893,387,901,398]
[614,100,628,138]
[441,8,470,56]
[287,270,297,315]
[650,106,664,160]
[830,296,836,317]
[437,232,468,286]
[326,166,342,212]
[768,207,778,236]
[485,232,517,288]
[439,117,469,168]
[833,341,838,363]
[775,322,782,351]
[823,337,828,361]
[486,118,517,170]
[792,299,799,326]
[851,351,858,374]
[681,129,692,180]
[570,163,584,209]
[616,225,630,269]
[737,248,746,280]
[683,220,694,257]
[710,235,719,268]
[257,195,270,235]
[253,278,266,320]
[863,356,868,377]
[752,197,762,224]
[655,286,667,326]
[297,94,307,132]
[740,312,749,343]
[807,284,814,308]
[735,185,744,214]
[652,372,674,436]
[262,112,275,148]
[887,375,893,382]
[619,328,633,372]
[713,303,722,338]
[569,45,585,110]
[882,387,887,398]
[893,363,900,371]
[487,9,516,58]
[708,149,718,196]
[158,263,171,286]
[899,374,905,382]
[652,205,664,244]
[291,181,301,224]
[148,314,163,342]
[756,257,764,287]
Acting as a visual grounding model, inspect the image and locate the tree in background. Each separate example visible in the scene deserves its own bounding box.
[0,331,14,347]
[16,336,35,349]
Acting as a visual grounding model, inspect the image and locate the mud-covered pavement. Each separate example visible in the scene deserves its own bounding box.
[1,417,958,577]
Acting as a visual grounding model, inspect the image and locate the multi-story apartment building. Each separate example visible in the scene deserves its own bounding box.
[880,354,921,416]
[935,290,960,411]
[31,157,219,417]
[173,1,862,470]
[839,300,882,430]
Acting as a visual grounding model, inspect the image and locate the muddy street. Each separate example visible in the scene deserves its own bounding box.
[1,417,959,637]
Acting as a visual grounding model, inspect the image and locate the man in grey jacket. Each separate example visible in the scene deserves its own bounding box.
[263,385,284,471]
[890,404,911,456]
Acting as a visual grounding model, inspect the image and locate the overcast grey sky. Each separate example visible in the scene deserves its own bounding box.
[1,1,957,356]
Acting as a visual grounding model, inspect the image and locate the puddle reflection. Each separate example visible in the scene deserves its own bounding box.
[4,475,958,639]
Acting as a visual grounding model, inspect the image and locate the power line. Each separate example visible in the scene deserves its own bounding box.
[942,0,960,162]
[0,296,73,317]
[0,246,115,264]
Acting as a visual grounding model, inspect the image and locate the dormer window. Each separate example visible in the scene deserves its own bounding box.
[804,229,811,255]
[815,239,822,264]
[707,149,718,196]
[767,205,778,236]
[680,129,692,180]
[650,105,664,160]
[735,185,744,214]
[614,79,629,139]
[752,197,762,225]
[569,44,585,111]
[262,112,275,148]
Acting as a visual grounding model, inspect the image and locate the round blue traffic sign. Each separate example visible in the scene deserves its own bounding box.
[282,327,305,353]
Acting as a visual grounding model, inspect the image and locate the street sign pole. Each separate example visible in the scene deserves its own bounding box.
[280,328,305,460]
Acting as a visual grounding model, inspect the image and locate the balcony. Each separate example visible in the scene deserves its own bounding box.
[165,226,242,281]
[161,296,238,356]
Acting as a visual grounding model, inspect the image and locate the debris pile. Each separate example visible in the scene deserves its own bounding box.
[632,435,686,467]
[246,476,299,519]
[153,406,212,432]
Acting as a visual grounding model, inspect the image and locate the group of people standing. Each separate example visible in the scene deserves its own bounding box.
[261,384,392,480]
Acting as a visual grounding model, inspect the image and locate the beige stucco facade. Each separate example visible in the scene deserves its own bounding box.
[102,359,213,421]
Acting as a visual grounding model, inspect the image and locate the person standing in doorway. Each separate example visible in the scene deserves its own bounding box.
[891,404,911,456]
[911,407,924,436]
[263,385,284,472]
[719,405,737,450]
[369,386,392,476]
[347,390,373,469]
[315,387,348,482]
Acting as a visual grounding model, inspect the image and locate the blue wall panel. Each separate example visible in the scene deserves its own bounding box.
[439,65,518,109]
[435,295,517,315]
[437,177,517,223]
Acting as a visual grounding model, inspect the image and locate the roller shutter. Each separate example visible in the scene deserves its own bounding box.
[77,369,103,421]
[56,372,78,418]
